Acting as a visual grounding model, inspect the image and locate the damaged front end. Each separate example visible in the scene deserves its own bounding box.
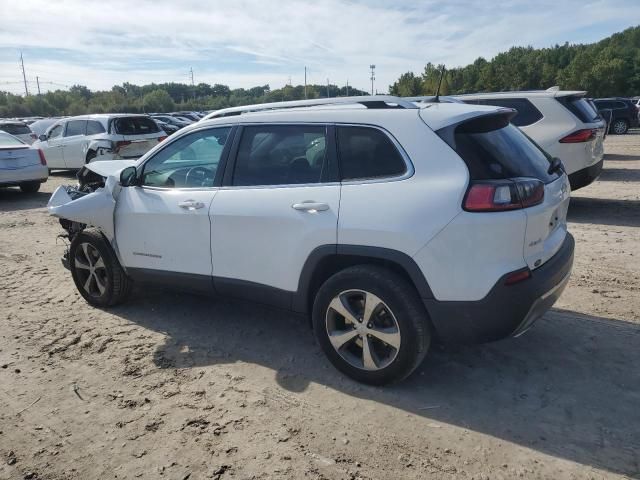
[47,161,135,268]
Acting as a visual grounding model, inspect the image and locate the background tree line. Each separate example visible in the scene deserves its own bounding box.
[390,25,640,98]
[0,81,367,118]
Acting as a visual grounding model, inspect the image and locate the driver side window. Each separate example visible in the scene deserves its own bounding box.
[48,124,63,140]
[141,127,231,188]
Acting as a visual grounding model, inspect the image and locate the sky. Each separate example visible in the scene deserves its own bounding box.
[0,0,638,95]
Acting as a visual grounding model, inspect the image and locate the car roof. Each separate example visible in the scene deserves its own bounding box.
[454,89,587,99]
[194,101,507,132]
[0,120,28,125]
[62,114,151,121]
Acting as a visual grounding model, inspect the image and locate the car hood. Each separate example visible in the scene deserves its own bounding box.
[84,160,137,178]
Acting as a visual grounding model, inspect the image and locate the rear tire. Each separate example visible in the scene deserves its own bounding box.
[312,265,431,385]
[69,230,133,307]
[20,181,40,193]
[611,119,629,135]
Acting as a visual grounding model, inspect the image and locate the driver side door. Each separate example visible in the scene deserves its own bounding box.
[114,126,234,288]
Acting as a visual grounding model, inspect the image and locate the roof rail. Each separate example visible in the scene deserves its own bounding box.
[403,95,464,104]
[202,95,417,120]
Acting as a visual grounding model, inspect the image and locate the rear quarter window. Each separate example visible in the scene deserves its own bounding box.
[86,120,106,135]
[113,117,160,135]
[337,126,407,180]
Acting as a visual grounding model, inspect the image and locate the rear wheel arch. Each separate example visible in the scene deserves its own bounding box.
[294,245,434,316]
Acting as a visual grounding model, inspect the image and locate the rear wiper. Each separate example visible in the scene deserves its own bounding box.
[548,157,564,175]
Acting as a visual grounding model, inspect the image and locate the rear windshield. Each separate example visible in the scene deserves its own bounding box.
[0,132,27,146]
[440,114,559,183]
[557,96,600,123]
[113,117,160,136]
[0,123,31,135]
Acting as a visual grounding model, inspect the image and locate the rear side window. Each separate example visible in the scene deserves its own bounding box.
[465,98,543,127]
[337,126,406,180]
[65,120,86,137]
[232,125,327,186]
[113,117,160,135]
[86,120,105,135]
[440,114,559,183]
[0,123,31,135]
[557,96,599,123]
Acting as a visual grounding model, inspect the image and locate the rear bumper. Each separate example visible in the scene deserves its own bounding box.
[0,164,48,186]
[424,233,574,344]
[568,158,603,190]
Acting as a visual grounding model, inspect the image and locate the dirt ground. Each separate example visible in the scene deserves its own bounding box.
[1,132,639,480]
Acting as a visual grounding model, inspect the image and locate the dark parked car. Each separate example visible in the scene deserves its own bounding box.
[593,97,638,134]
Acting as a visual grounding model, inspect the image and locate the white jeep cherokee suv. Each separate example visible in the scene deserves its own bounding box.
[48,96,574,385]
[455,89,606,190]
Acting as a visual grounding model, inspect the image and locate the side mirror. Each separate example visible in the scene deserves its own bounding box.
[119,166,138,187]
[39,134,47,142]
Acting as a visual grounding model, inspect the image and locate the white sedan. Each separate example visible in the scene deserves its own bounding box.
[0,131,48,193]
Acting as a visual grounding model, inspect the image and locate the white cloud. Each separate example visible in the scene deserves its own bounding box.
[0,0,637,95]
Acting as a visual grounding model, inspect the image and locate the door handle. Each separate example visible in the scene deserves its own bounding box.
[292,202,329,212]
[178,200,205,210]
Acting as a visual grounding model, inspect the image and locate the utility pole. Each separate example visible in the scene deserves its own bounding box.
[36,76,41,95]
[189,67,195,100]
[326,78,330,98]
[369,64,376,96]
[304,66,307,99]
[20,52,29,96]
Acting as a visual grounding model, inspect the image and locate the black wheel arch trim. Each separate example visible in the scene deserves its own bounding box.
[292,244,434,313]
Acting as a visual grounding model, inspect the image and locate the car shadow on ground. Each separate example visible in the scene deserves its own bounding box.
[604,153,640,161]
[0,171,75,212]
[568,196,640,228]
[597,167,640,182]
[111,289,640,477]
[0,188,52,212]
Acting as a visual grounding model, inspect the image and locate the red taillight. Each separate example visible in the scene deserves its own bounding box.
[559,129,596,143]
[114,140,132,152]
[504,268,531,285]
[464,178,544,212]
[37,149,47,166]
[158,136,167,142]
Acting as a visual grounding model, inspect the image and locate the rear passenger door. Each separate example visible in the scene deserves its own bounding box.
[210,124,340,302]
[61,120,87,168]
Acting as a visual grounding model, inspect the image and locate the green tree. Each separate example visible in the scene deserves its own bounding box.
[142,89,175,113]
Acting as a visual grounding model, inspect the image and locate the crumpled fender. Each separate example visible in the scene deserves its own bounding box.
[87,138,115,159]
[47,175,122,241]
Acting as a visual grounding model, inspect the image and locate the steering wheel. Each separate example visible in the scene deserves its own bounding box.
[184,166,212,187]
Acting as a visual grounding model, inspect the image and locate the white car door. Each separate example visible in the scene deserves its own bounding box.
[41,123,65,168]
[115,126,232,280]
[61,120,88,168]
[210,124,340,302]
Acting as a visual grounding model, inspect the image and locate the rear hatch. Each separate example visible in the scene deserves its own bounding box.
[110,116,164,159]
[435,111,570,270]
[556,93,605,165]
